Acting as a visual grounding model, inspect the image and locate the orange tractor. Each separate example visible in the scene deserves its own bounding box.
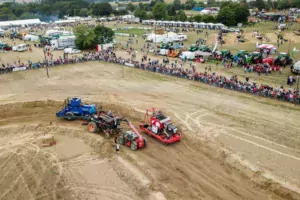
[167,48,180,57]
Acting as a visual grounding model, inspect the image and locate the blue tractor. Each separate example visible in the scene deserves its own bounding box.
[56,97,97,120]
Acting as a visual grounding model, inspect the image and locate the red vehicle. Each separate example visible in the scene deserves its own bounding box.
[253,64,272,73]
[119,119,146,151]
[262,57,274,65]
[139,108,181,144]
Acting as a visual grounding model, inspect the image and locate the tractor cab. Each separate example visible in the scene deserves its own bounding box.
[275,52,292,66]
[278,52,288,58]
[124,130,139,140]
[198,45,211,52]
[236,50,248,57]
[189,44,198,52]
[250,52,262,63]
[221,49,232,59]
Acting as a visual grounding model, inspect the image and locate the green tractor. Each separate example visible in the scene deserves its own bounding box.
[160,42,173,49]
[221,49,232,59]
[235,50,248,57]
[198,45,211,52]
[188,44,199,52]
[274,52,292,66]
[0,43,12,51]
[249,52,263,64]
[233,50,249,63]
[39,36,52,46]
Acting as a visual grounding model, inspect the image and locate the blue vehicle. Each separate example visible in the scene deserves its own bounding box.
[56,97,97,120]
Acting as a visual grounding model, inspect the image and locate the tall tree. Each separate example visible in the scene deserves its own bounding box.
[152,2,167,20]
[173,0,181,10]
[74,24,96,50]
[178,10,187,21]
[167,4,176,16]
[127,3,136,12]
[253,0,266,10]
[94,25,114,44]
[92,3,113,16]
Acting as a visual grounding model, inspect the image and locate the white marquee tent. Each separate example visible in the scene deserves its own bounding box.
[0,19,41,27]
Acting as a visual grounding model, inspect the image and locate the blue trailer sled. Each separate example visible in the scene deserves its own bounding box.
[56,97,97,120]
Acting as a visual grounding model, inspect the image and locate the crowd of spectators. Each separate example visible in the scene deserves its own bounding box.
[0,49,299,105]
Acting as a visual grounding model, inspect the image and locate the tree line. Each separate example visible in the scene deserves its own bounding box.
[0,0,299,26]
[133,0,250,26]
[0,0,126,21]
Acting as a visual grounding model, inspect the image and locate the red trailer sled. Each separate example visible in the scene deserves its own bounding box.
[139,108,181,144]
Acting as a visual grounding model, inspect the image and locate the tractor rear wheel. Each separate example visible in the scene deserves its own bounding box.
[104,129,111,139]
[131,142,138,151]
[88,122,97,133]
[65,112,74,121]
[143,138,147,147]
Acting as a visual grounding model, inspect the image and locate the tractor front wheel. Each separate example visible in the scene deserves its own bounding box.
[88,122,97,133]
[131,142,138,151]
[65,112,74,121]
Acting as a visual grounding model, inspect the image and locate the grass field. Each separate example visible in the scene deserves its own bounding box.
[114,27,152,36]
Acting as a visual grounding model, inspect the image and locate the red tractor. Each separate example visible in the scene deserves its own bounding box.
[139,108,181,144]
[118,119,146,151]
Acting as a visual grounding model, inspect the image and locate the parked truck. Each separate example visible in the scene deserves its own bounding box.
[50,35,76,50]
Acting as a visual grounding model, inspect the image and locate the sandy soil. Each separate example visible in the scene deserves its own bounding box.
[0,57,300,200]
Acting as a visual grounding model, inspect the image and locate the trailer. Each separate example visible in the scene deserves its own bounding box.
[51,36,76,50]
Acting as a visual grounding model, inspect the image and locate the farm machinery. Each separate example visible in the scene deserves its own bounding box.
[188,44,211,52]
[86,111,123,138]
[118,119,146,150]
[167,47,181,57]
[86,112,147,150]
[56,97,97,120]
[274,52,292,66]
[214,49,232,60]
[0,43,12,51]
[247,52,263,64]
[139,108,181,144]
[233,50,249,63]
[188,44,199,52]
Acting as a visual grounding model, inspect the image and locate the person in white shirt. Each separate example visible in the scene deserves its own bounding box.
[116,143,120,155]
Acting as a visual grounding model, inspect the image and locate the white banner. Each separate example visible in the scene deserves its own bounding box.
[125,62,134,67]
[13,67,27,72]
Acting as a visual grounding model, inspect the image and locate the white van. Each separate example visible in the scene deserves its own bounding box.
[12,44,28,52]
[179,51,195,60]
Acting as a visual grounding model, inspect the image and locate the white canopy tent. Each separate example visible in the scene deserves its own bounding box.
[0,19,41,27]
[141,20,225,29]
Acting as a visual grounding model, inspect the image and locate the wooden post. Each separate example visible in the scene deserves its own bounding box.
[122,64,124,78]
[46,64,49,78]
[288,40,291,55]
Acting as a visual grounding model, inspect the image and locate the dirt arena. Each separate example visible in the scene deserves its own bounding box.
[0,56,300,200]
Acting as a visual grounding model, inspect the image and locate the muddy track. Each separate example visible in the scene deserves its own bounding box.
[0,101,299,200]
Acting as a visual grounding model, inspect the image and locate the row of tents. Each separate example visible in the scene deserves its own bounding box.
[142,20,225,29]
